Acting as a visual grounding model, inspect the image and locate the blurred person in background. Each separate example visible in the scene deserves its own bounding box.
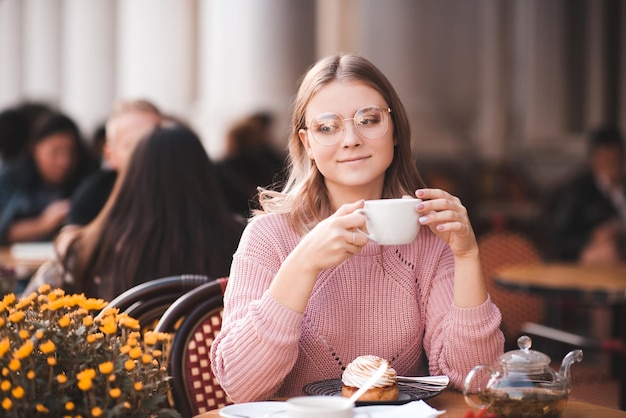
[0,107,30,172]
[66,99,162,226]
[0,111,94,244]
[551,127,626,264]
[24,122,245,300]
[215,111,287,218]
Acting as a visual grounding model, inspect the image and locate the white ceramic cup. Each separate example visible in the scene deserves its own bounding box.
[355,198,421,245]
[285,396,371,418]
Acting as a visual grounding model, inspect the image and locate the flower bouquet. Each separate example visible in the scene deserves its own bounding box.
[0,285,181,417]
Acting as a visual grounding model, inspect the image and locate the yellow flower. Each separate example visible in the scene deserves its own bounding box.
[57,374,68,384]
[98,316,117,335]
[77,369,96,381]
[86,334,97,343]
[144,331,158,346]
[17,330,29,340]
[109,388,121,398]
[2,293,15,306]
[0,380,10,391]
[39,340,55,354]
[83,316,94,327]
[58,314,71,328]
[26,370,35,380]
[77,378,92,391]
[141,354,153,364]
[79,297,107,311]
[133,382,143,391]
[124,359,135,371]
[2,397,12,410]
[0,318,4,327]
[35,330,44,339]
[98,361,114,375]
[129,346,142,360]
[14,340,34,359]
[36,403,49,413]
[0,338,10,357]
[65,401,75,410]
[37,284,51,294]
[8,359,20,371]
[11,386,24,399]
[91,406,103,417]
[47,356,57,366]
[118,314,140,330]
[8,311,24,323]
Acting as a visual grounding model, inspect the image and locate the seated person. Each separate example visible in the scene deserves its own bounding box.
[66,99,162,226]
[551,127,626,264]
[0,111,94,244]
[24,122,245,301]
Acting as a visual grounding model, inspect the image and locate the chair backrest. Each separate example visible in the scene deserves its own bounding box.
[96,274,212,331]
[478,229,544,348]
[154,277,229,417]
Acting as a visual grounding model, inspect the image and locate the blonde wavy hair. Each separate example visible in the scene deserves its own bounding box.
[257,53,425,234]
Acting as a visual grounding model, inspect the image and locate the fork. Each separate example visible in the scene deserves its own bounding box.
[397,375,449,387]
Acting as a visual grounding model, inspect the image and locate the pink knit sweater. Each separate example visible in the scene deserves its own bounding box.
[210,213,504,402]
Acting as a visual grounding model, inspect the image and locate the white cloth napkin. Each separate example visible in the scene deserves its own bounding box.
[368,400,445,418]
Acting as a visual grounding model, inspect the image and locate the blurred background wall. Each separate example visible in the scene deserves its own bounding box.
[0,0,624,238]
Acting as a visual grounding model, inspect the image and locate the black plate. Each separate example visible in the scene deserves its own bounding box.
[302,378,443,406]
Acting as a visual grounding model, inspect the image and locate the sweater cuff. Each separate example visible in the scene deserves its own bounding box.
[450,294,499,325]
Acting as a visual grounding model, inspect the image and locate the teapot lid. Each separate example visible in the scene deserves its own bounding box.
[499,335,551,368]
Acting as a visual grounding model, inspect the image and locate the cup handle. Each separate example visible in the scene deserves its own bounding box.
[354,208,376,242]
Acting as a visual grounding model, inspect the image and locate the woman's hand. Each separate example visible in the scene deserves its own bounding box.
[294,200,367,273]
[415,188,478,259]
[268,200,367,313]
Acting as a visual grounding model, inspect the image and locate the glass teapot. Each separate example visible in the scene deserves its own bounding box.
[463,336,583,418]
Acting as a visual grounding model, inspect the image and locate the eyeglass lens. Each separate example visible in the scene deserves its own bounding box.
[309,106,389,145]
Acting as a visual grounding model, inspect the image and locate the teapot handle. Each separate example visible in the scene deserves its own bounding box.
[463,364,497,409]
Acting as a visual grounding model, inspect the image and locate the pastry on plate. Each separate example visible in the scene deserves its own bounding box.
[341,355,398,401]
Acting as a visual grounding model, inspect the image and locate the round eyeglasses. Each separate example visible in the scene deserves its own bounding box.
[305,106,392,146]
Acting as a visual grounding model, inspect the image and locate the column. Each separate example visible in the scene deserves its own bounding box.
[21,0,62,105]
[61,0,116,136]
[475,0,508,162]
[0,0,23,109]
[585,0,607,128]
[116,0,196,119]
[194,0,316,158]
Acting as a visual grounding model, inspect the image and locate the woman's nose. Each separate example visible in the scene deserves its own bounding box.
[341,120,363,147]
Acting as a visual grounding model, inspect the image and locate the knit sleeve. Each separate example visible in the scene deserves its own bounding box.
[421,243,504,390]
[210,215,303,402]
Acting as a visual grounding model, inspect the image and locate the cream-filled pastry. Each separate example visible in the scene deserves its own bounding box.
[341,355,399,401]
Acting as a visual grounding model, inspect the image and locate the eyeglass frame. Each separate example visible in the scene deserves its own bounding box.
[303,105,393,146]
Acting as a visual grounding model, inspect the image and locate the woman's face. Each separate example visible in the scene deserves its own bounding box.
[33,132,78,185]
[299,80,396,204]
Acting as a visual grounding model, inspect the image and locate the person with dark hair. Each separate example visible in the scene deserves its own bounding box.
[0,111,94,244]
[0,107,30,171]
[551,127,626,263]
[215,111,287,218]
[25,123,245,301]
[66,99,163,226]
[210,53,503,402]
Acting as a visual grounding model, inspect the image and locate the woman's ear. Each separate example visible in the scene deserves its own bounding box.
[299,129,315,160]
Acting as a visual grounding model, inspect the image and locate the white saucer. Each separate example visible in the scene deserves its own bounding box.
[220,401,287,418]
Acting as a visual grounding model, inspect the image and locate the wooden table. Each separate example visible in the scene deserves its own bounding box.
[494,263,626,304]
[0,243,53,294]
[494,262,626,410]
[194,389,626,417]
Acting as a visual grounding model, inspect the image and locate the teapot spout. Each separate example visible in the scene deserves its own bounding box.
[559,349,583,391]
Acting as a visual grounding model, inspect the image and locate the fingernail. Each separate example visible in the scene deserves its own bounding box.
[437,225,445,231]
[417,203,425,210]
[419,216,428,224]
[416,190,425,197]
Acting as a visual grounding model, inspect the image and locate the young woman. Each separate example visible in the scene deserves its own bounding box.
[0,111,94,244]
[25,123,245,301]
[210,53,504,402]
